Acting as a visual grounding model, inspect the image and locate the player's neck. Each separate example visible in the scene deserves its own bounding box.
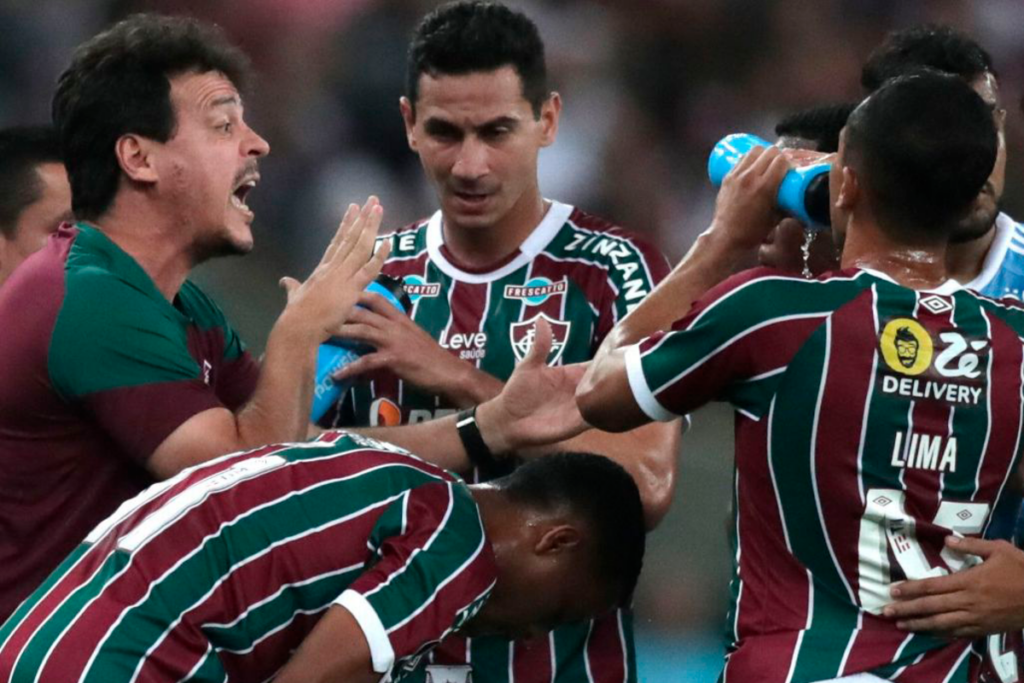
[841,220,950,290]
[91,196,193,302]
[441,190,548,270]
[470,486,516,554]
[946,221,998,285]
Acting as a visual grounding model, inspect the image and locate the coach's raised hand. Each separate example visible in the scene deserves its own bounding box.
[148,197,389,479]
[278,197,391,343]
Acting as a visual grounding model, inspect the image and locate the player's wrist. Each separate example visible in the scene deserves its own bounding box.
[470,400,511,456]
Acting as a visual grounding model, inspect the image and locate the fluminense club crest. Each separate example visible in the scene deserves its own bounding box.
[509,313,571,364]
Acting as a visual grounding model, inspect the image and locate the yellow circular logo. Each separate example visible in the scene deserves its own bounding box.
[880,318,933,376]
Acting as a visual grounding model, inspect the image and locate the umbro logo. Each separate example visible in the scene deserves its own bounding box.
[919,295,952,315]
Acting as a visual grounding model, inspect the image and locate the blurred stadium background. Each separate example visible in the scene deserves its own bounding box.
[3,0,1024,679]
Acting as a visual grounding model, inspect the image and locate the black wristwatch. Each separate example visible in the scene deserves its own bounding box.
[455,406,498,470]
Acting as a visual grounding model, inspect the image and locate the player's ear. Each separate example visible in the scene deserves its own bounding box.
[399,97,418,151]
[835,166,859,211]
[115,134,159,184]
[538,92,561,148]
[534,523,580,555]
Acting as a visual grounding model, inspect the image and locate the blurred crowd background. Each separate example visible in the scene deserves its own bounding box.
[3,0,1024,679]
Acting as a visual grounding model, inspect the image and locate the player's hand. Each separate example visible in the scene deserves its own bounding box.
[709,145,792,252]
[883,536,1024,638]
[330,290,488,402]
[476,318,589,453]
[278,198,391,343]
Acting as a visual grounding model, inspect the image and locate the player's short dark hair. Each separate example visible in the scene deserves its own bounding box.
[844,70,997,238]
[0,126,63,238]
[497,452,645,605]
[862,24,994,92]
[52,13,252,221]
[406,0,548,117]
[775,103,857,154]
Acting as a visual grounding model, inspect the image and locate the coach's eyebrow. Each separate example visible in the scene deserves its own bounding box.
[209,94,242,110]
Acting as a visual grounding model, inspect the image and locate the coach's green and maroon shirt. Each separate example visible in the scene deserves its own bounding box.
[0,223,259,623]
[0,432,496,682]
[626,266,1024,683]
[331,201,669,682]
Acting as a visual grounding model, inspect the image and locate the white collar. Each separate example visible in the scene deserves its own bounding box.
[962,212,1016,291]
[860,267,963,296]
[425,200,574,284]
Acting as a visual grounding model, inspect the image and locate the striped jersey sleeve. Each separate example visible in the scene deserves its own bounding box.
[625,268,873,421]
[338,480,496,677]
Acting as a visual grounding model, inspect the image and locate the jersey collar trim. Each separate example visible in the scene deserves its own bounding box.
[963,212,1016,292]
[860,266,963,296]
[425,200,574,284]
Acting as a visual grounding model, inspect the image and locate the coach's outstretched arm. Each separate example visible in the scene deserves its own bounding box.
[577,146,791,432]
[147,199,390,479]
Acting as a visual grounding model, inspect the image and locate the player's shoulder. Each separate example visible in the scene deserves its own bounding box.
[687,266,870,323]
[711,265,852,295]
[557,206,664,259]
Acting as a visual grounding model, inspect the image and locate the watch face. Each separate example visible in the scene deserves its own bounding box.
[424,664,473,683]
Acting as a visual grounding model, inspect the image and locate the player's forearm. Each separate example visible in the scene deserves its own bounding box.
[521,420,681,529]
[580,228,748,432]
[274,605,378,683]
[440,363,504,407]
[597,228,751,359]
[348,416,471,474]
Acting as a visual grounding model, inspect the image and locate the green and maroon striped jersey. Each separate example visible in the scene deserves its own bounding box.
[0,223,259,624]
[332,202,669,682]
[626,266,1024,683]
[0,432,496,683]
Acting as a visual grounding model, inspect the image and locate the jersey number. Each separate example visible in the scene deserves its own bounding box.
[858,488,988,614]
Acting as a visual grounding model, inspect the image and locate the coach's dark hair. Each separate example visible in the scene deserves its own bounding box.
[0,126,63,238]
[52,14,252,221]
[844,70,997,238]
[775,103,857,154]
[496,452,645,605]
[406,0,548,117]
[862,24,994,93]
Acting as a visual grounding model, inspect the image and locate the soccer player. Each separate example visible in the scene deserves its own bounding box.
[0,15,388,622]
[762,25,1016,293]
[322,2,680,679]
[578,71,1022,682]
[0,433,645,683]
[0,125,70,287]
[861,25,1017,298]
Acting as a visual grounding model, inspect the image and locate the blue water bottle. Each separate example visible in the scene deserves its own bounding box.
[310,274,412,422]
[708,133,832,228]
